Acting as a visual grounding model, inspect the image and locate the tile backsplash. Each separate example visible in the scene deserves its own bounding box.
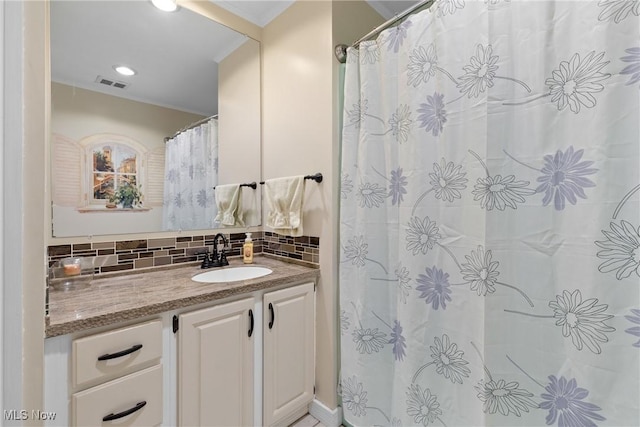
[47,231,319,277]
[262,232,320,264]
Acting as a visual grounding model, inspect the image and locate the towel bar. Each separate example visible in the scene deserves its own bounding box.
[213,182,257,190]
[259,173,323,185]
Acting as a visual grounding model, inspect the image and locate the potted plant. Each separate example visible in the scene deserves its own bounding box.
[105,198,117,209]
[111,182,143,209]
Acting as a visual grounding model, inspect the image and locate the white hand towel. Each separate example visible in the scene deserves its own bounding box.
[214,184,244,227]
[264,176,305,237]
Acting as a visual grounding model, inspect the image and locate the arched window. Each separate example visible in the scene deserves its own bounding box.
[81,134,147,206]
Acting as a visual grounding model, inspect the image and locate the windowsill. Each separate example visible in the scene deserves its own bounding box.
[76,206,152,213]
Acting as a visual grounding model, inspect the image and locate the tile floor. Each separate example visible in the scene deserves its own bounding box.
[289,413,326,427]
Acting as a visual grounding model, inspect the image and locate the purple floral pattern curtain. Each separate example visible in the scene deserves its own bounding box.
[339,1,640,426]
[162,118,218,230]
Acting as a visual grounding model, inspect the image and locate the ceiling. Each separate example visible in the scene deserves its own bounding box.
[50,0,249,117]
[211,0,421,27]
[50,1,419,117]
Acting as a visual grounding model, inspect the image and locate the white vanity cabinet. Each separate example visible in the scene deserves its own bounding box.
[176,281,315,427]
[45,279,316,427]
[263,282,315,427]
[70,319,163,426]
[177,297,255,426]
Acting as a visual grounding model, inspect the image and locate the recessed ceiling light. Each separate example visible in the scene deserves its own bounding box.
[151,0,178,12]
[113,65,136,76]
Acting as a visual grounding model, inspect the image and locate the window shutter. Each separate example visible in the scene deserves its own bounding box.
[52,134,83,207]
[146,146,165,207]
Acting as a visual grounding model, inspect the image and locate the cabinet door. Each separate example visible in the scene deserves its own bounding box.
[263,282,315,426]
[178,297,254,427]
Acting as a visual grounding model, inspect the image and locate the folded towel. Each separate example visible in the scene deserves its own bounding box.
[214,184,245,227]
[264,176,305,237]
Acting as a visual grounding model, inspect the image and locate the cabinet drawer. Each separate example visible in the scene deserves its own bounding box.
[72,364,162,427]
[72,319,162,388]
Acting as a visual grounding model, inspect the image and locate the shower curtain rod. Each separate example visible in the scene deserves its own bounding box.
[165,113,218,142]
[354,0,435,46]
[335,0,435,62]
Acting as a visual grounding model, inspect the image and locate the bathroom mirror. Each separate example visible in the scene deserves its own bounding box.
[50,0,261,237]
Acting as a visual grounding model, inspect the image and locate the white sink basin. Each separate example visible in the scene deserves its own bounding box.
[191,266,273,283]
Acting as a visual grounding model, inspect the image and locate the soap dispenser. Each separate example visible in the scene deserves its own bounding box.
[243,232,254,264]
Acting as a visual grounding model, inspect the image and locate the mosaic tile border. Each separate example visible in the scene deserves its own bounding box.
[47,231,319,277]
[262,232,320,264]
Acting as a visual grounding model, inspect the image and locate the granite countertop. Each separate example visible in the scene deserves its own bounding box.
[46,256,319,338]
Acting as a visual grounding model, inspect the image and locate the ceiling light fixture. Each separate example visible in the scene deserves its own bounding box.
[151,0,178,12]
[113,65,137,76]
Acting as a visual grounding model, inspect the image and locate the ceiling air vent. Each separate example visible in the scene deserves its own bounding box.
[95,76,129,89]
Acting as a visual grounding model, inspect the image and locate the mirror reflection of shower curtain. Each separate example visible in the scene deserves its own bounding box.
[162,118,218,230]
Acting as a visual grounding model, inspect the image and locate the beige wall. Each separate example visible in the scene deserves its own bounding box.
[180,0,262,42]
[263,0,335,407]
[24,0,48,417]
[51,82,204,148]
[13,0,384,418]
[218,39,261,185]
[219,39,262,226]
[262,0,383,410]
[50,83,204,236]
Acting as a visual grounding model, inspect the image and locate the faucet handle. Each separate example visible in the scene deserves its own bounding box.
[219,250,229,266]
[196,249,211,269]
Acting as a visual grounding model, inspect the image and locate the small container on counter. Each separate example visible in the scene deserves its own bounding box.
[48,257,95,291]
[243,232,254,264]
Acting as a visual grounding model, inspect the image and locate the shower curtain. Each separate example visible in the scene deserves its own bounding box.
[339,1,640,426]
[162,118,218,230]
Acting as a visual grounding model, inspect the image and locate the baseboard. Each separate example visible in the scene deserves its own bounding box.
[279,406,310,427]
[308,399,343,427]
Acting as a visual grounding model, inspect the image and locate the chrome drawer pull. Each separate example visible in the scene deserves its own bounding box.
[102,401,146,422]
[97,344,143,361]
